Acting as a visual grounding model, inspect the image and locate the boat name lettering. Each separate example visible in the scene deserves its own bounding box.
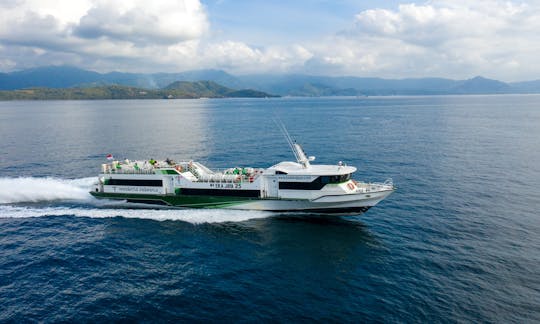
[277,175,312,181]
[209,183,241,189]
[112,186,162,193]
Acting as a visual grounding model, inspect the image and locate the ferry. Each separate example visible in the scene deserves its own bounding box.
[90,142,394,215]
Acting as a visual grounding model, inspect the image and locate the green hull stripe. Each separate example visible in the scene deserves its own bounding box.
[90,192,255,208]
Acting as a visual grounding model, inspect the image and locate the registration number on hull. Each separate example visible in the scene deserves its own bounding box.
[209,183,242,189]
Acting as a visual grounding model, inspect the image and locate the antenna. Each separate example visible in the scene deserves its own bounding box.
[273,117,299,161]
[273,115,311,168]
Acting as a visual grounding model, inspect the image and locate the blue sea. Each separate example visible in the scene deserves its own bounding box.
[1,96,539,322]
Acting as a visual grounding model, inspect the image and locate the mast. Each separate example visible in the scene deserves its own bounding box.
[274,117,312,168]
[292,143,310,168]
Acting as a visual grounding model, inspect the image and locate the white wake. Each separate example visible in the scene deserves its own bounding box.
[0,177,272,224]
[0,176,96,204]
[0,205,272,224]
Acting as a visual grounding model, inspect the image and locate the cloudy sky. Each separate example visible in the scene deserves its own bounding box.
[1,0,539,81]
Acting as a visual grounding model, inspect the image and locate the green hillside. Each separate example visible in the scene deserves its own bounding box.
[0,81,277,100]
[164,80,233,97]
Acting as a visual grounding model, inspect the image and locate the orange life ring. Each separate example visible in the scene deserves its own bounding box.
[347,182,356,190]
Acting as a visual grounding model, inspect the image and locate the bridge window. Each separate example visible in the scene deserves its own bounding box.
[320,174,351,184]
[279,173,352,190]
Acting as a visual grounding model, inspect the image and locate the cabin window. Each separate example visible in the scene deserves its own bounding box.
[279,173,352,190]
[181,188,260,197]
[279,181,324,190]
[107,179,163,187]
[320,174,351,184]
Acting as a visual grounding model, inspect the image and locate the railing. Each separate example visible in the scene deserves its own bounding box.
[101,161,264,184]
[103,168,156,175]
[186,165,264,184]
[353,178,394,193]
[102,161,160,175]
[190,171,261,184]
[384,178,394,187]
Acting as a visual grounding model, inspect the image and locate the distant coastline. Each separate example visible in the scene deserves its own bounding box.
[0,81,277,101]
[2,66,540,99]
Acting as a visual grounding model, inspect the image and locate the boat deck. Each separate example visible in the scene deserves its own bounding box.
[101,159,263,183]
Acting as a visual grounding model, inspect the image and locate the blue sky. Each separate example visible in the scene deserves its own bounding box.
[0,0,539,81]
[204,0,399,43]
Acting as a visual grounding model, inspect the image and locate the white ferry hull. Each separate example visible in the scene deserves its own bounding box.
[228,190,393,213]
[91,188,393,215]
[91,143,394,215]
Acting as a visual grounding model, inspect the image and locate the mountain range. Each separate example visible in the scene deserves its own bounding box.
[2,66,540,96]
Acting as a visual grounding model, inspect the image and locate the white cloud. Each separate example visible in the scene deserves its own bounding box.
[74,0,208,44]
[0,0,210,71]
[354,1,523,46]
[1,0,540,81]
[199,42,313,74]
[315,0,540,80]
[0,0,313,74]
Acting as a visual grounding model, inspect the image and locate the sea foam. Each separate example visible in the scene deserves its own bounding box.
[0,177,96,204]
[0,205,272,224]
[0,177,272,224]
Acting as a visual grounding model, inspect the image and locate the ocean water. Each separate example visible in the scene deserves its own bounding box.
[1,96,539,322]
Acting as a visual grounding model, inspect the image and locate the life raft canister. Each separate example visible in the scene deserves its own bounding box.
[347,182,356,190]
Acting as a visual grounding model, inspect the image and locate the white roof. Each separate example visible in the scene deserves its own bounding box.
[268,161,356,176]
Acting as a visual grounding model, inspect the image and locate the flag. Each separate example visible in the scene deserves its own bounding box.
[106,154,113,161]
